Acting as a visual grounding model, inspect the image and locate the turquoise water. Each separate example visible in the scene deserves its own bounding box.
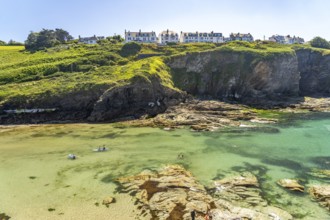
[0,113,330,219]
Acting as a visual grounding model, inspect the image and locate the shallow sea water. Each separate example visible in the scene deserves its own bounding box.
[0,113,330,219]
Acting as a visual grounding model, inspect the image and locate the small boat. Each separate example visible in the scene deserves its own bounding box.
[67,154,77,160]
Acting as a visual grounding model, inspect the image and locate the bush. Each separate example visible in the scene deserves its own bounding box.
[120,42,141,57]
[310,37,330,49]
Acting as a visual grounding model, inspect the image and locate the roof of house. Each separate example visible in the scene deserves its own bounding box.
[125,30,156,37]
[79,36,104,42]
[160,30,178,36]
[230,33,253,38]
[181,32,223,37]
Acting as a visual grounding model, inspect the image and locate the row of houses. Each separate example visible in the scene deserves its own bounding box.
[77,31,304,45]
[269,35,305,44]
[268,35,305,44]
[125,30,254,44]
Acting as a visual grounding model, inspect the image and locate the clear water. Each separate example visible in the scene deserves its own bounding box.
[0,113,330,219]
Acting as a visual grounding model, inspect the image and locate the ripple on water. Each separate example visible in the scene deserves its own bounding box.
[1,117,330,219]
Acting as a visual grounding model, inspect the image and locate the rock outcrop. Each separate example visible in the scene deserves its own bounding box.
[277,179,305,192]
[88,75,186,122]
[296,49,330,95]
[0,75,186,124]
[117,165,293,220]
[168,49,300,101]
[309,185,330,210]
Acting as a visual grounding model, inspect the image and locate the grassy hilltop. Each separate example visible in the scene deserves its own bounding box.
[0,41,328,110]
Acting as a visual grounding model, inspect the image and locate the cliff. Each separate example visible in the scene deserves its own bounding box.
[168,48,300,101]
[296,48,330,95]
[1,43,330,124]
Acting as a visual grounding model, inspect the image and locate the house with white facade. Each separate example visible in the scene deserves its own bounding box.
[285,35,304,44]
[125,30,157,43]
[229,33,254,42]
[269,35,286,44]
[78,35,105,44]
[158,30,179,44]
[179,31,224,43]
[269,35,304,44]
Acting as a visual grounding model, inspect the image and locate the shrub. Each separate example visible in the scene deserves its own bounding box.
[120,42,141,57]
[310,37,330,49]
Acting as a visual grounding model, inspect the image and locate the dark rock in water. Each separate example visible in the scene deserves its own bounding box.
[262,158,303,170]
[309,169,330,179]
[309,156,330,169]
[0,213,10,220]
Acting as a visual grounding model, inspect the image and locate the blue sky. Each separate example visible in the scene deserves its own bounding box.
[0,0,329,42]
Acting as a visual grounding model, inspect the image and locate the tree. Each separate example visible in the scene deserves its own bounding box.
[55,28,73,42]
[25,32,39,50]
[310,36,330,49]
[25,28,73,51]
[0,40,6,45]
[7,39,24,46]
[106,35,124,44]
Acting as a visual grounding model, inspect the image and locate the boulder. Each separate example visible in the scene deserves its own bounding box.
[214,172,259,188]
[309,185,330,210]
[309,169,330,179]
[102,196,115,205]
[277,179,304,192]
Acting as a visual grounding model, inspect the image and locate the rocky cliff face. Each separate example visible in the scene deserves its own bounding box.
[0,76,186,124]
[1,48,330,124]
[167,48,330,101]
[88,75,186,122]
[168,50,300,101]
[296,49,330,95]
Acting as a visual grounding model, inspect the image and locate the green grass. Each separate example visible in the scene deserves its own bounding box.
[1,41,330,108]
[0,51,175,106]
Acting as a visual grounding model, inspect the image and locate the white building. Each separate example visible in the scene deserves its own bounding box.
[158,30,179,44]
[269,35,286,44]
[78,35,105,44]
[269,35,304,44]
[125,30,157,43]
[180,31,224,43]
[229,33,254,42]
[285,35,304,44]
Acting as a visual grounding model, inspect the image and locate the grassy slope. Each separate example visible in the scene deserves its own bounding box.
[0,43,211,106]
[0,42,329,108]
